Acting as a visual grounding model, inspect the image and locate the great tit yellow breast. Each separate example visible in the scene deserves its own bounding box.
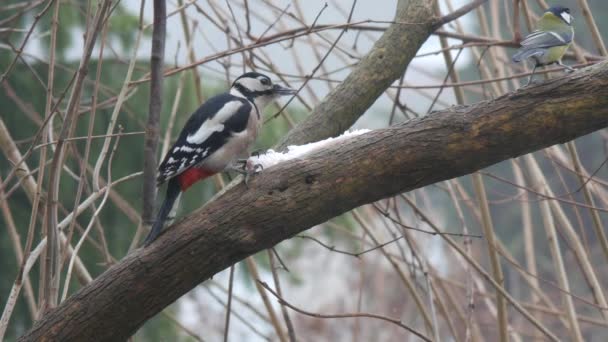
[543,45,570,64]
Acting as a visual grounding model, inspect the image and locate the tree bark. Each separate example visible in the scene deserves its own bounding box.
[19,60,608,341]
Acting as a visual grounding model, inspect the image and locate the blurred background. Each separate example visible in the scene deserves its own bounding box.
[2,0,608,341]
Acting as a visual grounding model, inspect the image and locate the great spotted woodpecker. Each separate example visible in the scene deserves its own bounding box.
[143,72,295,245]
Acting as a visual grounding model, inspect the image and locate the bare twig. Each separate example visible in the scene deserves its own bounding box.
[472,173,508,342]
[0,0,54,83]
[42,0,112,311]
[267,250,296,342]
[0,176,37,318]
[268,0,358,122]
[222,265,235,342]
[258,281,431,341]
[432,0,488,29]
[245,258,287,342]
[142,0,166,225]
[61,127,122,302]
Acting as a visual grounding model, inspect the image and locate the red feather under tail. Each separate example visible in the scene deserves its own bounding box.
[177,167,215,191]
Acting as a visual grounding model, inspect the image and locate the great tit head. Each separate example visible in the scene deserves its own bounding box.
[546,6,572,25]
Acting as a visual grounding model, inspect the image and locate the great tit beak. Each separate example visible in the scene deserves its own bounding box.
[272,84,296,96]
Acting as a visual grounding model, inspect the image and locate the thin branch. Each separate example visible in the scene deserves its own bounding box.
[0,0,54,83]
[269,0,357,122]
[432,0,488,29]
[257,281,431,341]
[34,131,145,150]
[142,0,166,224]
[297,234,405,258]
[42,0,112,311]
[222,265,235,342]
[245,258,287,342]
[61,127,122,302]
[372,204,482,238]
[472,173,508,342]
[267,250,296,342]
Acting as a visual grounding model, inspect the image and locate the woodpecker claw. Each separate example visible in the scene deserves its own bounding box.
[244,163,264,187]
[229,159,263,187]
[235,158,249,167]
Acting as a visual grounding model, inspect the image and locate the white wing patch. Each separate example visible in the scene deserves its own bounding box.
[157,146,211,183]
[179,145,194,152]
[521,30,571,48]
[547,31,566,44]
[186,101,243,144]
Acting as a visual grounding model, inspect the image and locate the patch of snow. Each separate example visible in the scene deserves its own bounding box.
[250,129,371,169]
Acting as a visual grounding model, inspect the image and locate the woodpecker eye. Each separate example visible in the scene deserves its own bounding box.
[260,78,270,86]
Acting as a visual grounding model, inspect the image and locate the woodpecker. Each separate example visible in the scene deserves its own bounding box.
[143,72,295,245]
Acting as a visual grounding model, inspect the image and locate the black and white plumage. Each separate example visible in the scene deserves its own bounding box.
[143,72,295,245]
[155,93,254,185]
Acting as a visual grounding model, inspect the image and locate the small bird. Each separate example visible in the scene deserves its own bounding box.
[143,72,295,245]
[512,6,575,86]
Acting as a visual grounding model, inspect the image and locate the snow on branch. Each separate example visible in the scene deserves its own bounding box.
[249,129,371,169]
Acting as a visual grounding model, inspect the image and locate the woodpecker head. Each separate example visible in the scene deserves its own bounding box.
[230,72,296,109]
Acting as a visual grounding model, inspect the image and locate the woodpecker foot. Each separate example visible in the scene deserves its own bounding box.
[230,159,264,187]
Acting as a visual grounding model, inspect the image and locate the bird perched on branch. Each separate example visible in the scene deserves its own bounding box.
[143,72,295,245]
[512,6,574,86]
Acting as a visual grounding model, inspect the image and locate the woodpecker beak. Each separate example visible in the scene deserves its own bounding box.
[272,84,296,96]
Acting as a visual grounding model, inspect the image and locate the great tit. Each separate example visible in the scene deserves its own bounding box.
[512,6,574,86]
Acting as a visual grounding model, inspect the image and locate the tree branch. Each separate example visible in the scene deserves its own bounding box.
[19,60,608,341]
[142,0,166,224]
[432,0,488,30]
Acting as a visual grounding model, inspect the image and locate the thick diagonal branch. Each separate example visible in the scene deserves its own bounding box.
[19,60,608,342]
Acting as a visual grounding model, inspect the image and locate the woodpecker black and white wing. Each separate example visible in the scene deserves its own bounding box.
[157,93,253,185]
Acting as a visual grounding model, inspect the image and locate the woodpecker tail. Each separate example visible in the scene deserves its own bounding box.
[144,178,181,246]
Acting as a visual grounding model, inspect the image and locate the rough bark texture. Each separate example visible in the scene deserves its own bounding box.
[277,0,436,149]
[19,60,608,342]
